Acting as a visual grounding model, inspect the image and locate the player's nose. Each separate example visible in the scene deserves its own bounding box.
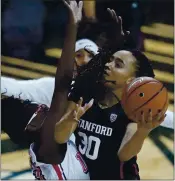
[105,62,112,69]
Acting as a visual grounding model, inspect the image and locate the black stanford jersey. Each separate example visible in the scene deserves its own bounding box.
[74,101,140,180]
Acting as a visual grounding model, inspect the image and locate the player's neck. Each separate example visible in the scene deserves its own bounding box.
[112,88,123,101]
[98,91,120,109]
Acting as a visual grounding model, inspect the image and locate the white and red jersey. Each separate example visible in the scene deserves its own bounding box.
[29,141,89,180]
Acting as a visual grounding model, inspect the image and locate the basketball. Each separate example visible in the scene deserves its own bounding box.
[121,77,169,122]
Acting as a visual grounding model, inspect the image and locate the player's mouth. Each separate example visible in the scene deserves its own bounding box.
[98,79,116,85]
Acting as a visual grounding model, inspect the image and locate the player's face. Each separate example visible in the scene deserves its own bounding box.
[104,50,137,89]
[75,49,93,66]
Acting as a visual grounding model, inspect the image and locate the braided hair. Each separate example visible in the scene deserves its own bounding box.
[68,46,155,103]
[68,46,120,103]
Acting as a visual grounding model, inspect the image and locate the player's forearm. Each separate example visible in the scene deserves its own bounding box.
[55,22,77,91]
[54,112,78,144]
[1,77,54,106]
[118,129,149,161]
[39,18,78,159]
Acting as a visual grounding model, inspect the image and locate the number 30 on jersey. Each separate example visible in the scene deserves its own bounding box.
[78,132,101,160]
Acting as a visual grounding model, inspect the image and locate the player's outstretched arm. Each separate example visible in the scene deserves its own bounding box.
[1,76,54,106]
[38,0,83,164]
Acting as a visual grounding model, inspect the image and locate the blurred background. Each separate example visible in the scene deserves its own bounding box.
[1,0,174,179]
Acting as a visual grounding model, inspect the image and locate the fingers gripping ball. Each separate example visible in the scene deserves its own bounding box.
[121,77,169,122]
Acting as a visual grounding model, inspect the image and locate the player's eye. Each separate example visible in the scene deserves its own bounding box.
[76,53,83,58]
[115,58,124,68]
[115,61,123,68]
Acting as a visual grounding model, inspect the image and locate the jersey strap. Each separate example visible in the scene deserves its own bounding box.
[52,164,67,180]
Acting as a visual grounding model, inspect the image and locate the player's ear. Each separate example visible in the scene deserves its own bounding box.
[126,77,135,85]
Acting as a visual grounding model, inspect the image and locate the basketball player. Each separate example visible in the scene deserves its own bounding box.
[1,38,98,147]
[1,8,173,130]
[3,1,92,179]
[2,5,172,180]
[55,46,169,179]
[1,38,98,107]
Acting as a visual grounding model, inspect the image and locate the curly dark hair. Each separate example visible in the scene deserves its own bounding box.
[130,49,155,78]
[68,46,155,103]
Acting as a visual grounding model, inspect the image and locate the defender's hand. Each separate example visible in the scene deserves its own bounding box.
[106,8,130,46]
[63,0,83,24]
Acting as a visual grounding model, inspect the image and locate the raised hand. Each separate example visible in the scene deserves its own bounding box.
[64,97,94,123]
[63,0,83,24]
[73,97,94,122]
[105,8,130,47]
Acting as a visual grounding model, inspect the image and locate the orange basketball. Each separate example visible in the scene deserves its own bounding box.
[121,77,169,122]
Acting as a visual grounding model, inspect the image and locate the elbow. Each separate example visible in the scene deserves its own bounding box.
[118,152,130,162]
[118,150,135,162]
